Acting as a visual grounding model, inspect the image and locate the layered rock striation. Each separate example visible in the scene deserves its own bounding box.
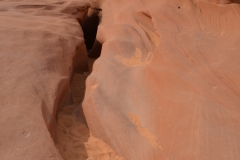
[83,0,240,159]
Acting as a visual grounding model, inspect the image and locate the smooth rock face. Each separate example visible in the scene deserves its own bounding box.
[0,0,89,159]
[83,0,240,160]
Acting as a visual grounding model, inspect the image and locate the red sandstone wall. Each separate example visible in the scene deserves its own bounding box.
[83,0,240,159]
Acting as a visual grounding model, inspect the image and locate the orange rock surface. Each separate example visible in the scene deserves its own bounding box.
[83,0,240,159]
[1,0,240,159]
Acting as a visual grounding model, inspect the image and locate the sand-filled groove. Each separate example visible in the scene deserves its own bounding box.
[54,58,124,160]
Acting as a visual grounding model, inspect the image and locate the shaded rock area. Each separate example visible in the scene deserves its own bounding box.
[55,58,124,160]
[0,0,122,159]
[0,0,89,159]
[0,0,86,160]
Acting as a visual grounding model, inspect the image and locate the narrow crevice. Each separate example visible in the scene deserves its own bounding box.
[88,39,102,58]
[55,55,124,159]
[55,68,91,160]
[81,8,101,51]
[81,8,102,58]
[51,5,98,159]
[54,30,95,160]
[65,4,102,58]
[53,4,123,160]
[74,8,102,58]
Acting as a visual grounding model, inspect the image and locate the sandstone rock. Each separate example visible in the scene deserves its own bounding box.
[83,0,240,159]
[1,0,240,159]
[0,0,89,159]
[55,73,124,160]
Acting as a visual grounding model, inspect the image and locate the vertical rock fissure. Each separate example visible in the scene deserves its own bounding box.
[82,8,102,58]
[81,8,102,52]
[53,6,124,160]
[53,6,98,159]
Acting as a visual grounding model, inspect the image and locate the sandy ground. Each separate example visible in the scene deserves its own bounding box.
[55,58,124,160]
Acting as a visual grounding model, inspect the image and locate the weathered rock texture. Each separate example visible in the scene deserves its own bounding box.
[83,0,240,159]
[0,0,89,159]
[56,72,124,160]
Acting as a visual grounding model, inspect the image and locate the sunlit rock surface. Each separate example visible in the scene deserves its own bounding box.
[83,0,240,159]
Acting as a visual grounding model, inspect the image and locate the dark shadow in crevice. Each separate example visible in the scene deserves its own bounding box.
[88,40,102,58]
[81,8,102,57]
[211,0,240,4]
[52,5,101,160]
[224,0,240,3]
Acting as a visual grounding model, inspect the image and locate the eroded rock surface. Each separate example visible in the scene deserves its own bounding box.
[0,0,89,159]
[1,0,240,159]
[56,72,124,160]
[83,0,240,160]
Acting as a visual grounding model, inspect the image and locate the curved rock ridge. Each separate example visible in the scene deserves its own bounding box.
[0,0,89,159]
[83,0,240,159]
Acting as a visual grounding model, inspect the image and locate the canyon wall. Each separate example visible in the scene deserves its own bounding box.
[83,0,240,159]
[0,0,89,159]
[1,0,240,159]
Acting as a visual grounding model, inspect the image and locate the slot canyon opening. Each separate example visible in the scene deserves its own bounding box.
[53,6,123,160]
[81,8,102,58]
